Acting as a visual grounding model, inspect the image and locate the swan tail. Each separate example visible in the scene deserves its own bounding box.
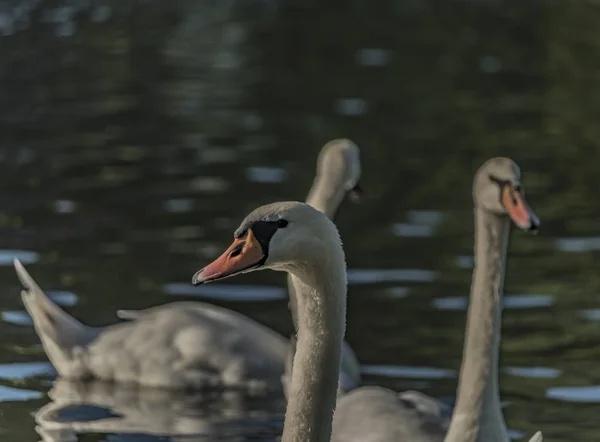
[528,431,543,442]
[15,259,93,377]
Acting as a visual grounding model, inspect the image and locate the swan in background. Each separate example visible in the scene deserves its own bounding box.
[191,201,347,441]
[14,140,360,392]
[331,158,543,442]
[34,378,284,442]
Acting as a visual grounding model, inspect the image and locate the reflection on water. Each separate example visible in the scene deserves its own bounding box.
[432,294,554,310]
[555,237,600,252]
[361,365,455,379]
[0,250,39,265]
[0,386,42,402]
[582,309,600,321]
[392,210,443,237]
[0,0,599,440]
[546,386,600,403]
[245,167,288,184]
[33,380,285,442]
[347,268,437,284]
[2,310,33,326]
[505,367,561,380]
[0,362,55,380]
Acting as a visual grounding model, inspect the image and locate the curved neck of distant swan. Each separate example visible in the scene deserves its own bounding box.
[282,253,346,442]
[444,208,510,442]
[305,174,346,220]
[287,175,345,332]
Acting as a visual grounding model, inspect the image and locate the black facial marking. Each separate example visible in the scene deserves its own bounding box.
[489,174,522,206]
[488,174,510,188]
[489,174,511,203]
[248,219,290,264]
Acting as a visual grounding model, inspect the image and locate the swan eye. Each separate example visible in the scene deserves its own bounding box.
[488,174,509,187]
[277,219,289,228]
[230,242,245,258]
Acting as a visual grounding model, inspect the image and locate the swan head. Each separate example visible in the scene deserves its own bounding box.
[315,139,362,202]
[192,201,343,284]
[474,157,540,232]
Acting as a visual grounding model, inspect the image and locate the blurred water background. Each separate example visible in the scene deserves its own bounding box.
[0,0,599,440]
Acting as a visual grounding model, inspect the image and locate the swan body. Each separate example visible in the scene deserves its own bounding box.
[331,158,543,442]
[16,140,361,392]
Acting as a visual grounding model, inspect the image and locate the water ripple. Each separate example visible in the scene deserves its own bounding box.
[555,237,600,252]
[48,291,78,307]
[347,269,437,285]
[547,385,600,403]
[245,167,287,183]
[432,294,554,310]
[361,365,455,379]
[505,366,561,379]
[0,250,39,265]
[0,362,55,380]
[1,310,32,326]
[0,385,42,402]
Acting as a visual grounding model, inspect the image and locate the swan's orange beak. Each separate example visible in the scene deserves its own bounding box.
[501,186,540,232]
[192,229,266,285]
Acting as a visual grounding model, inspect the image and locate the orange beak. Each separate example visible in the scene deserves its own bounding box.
[501,186,540,232]
[192,229,266,285]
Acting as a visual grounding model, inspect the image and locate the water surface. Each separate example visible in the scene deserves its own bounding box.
[1,0,600,440]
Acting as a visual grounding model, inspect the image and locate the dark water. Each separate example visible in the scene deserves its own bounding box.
[1,0,600,440]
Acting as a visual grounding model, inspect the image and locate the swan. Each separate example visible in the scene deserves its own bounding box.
[330,158,543,442]
[191,201,346,442]
[14,140,360,392]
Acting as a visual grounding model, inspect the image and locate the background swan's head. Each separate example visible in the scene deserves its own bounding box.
[473,157,540,232]
[318,139,362,196]
[307,140,363,214]
[192,201,344,284]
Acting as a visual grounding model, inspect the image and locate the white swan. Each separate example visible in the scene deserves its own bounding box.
[192,201,346,442]
[331,158,543,442]
[14,140,360,392]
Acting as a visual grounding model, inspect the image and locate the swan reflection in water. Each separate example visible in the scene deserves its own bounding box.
[35,379,285,441]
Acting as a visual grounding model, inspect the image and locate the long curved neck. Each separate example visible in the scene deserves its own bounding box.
[305,175,345,220]
[444,208,510,442]
[282,256,346,442]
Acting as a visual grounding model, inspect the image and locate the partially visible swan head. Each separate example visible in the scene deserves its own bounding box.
[306,140,363,218]
[473,157,540,232]
[192,201,344,284]
[315,139,362,202]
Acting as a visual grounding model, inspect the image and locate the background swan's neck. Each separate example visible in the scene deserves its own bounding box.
[288,179,344,332]
[444,208,510,442]
[305,176,345,220]
[282,259,346,442]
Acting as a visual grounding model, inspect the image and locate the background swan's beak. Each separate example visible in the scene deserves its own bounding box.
[502,187,540,233]
[347,184,363,203]
[192,230,265,285]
